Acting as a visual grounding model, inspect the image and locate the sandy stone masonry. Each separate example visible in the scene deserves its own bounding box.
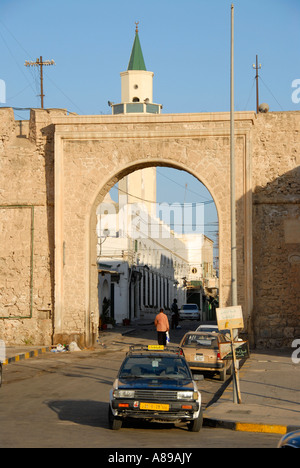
[0,107,299,348]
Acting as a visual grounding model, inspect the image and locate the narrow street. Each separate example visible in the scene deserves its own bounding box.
[0,321,280,448]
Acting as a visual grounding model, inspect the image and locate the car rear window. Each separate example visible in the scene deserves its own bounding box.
[119,356,191,380]
[182,334,219,350]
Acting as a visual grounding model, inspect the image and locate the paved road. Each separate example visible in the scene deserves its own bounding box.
[0,328,281,448]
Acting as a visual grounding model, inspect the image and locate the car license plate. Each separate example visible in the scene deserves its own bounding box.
[195,354,204,361]
[140,402,170,411]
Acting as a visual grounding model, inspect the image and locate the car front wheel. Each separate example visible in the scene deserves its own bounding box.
[108,405,122,430]
[187,408,203,432]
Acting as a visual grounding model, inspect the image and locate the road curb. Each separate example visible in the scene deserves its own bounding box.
[203,415,298,435]
[2,347,51,365]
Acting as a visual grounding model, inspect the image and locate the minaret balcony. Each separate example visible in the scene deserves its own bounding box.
[111,102,162,115]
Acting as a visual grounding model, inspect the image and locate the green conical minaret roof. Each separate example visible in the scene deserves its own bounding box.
[127,24,147,71]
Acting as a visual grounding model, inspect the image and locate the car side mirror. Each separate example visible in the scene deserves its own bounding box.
[193,374,204,381]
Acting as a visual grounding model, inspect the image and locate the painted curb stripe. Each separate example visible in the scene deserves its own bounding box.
[2,347,50,366]
[235,422,287,435]
[204,417,290,435]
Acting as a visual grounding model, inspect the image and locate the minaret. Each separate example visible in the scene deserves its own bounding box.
[110,23,162,115]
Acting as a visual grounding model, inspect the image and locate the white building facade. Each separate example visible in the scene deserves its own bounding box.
[97,193,189,324]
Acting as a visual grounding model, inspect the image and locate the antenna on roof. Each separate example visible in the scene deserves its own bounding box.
[253,55,262,114]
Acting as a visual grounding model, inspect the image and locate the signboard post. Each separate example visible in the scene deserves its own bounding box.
[0,339,5,364]
[216,306,245,404]
[0,340,5,388]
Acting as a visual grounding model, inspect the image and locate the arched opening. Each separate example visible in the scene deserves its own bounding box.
[53,113,255,348]
[92,163,219,334]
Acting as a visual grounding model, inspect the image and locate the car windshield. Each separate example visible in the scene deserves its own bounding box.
[119,356,191,380]
[182,305,197,310]
[197,327,218,333]
[182,334,219,350]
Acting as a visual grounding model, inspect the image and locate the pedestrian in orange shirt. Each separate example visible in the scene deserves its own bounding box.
[154,308,170,346]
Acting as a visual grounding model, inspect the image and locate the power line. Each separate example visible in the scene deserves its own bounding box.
[243,77,255,111]
[43,69,85,114]
[0,28,36,97]
[157,169,212,202]
[0,19,83,113]
[259,76,284,111]
[112,185,215,205]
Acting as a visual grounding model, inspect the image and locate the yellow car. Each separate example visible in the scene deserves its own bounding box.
[179,331,232,381]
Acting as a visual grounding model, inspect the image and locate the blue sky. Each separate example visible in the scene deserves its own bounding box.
[1,0,299,242]
[1,0,299,115]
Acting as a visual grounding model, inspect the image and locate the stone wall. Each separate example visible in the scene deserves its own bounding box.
[0,108,57,345]
[252,112,300,347]
[0,107,299,348]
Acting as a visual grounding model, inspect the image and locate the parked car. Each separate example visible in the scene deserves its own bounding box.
[196,323,230,337]
[179,304,200,321]
[278,430,300,448]
[196,323,219,333]
[179,331,232,381]
[108,344,203,432]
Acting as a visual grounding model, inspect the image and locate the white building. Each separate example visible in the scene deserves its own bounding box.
[97,192,189,324]
[96,26,216,325]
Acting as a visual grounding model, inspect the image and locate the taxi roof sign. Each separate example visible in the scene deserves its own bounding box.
[127,344,181,355]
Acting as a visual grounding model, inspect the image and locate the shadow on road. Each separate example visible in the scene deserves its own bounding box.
[46,400,109,428]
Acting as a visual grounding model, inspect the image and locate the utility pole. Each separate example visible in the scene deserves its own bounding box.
[230,4,237,308]
[253,55,261,114]
[25,56,55,108]
[230,4,241,405]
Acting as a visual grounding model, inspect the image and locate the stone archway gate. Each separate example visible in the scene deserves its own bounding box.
[53,111,255,345]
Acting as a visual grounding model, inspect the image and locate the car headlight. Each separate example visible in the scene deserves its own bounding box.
[177,391,197,401]
[113,389,135,399]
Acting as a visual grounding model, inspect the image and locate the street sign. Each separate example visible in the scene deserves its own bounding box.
[219,340,250,361]
[216,305,244,331]
[216,306,244,405]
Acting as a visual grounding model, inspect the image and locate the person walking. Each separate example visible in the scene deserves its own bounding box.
[171,298,180,330]
[154,308,170,346]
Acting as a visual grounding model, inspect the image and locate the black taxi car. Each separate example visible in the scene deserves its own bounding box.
[108,345,202,431]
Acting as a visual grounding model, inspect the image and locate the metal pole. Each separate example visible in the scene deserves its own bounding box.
[40,56,44,109]
[230,4,237,308]
[254,55,262,114]
[256,55,259,114]
[230,328,242,404]
[230,4,240,404]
